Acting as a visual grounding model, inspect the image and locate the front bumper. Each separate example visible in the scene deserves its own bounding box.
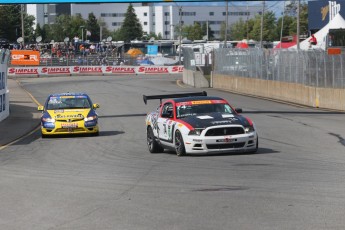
[41,120,99,135]
[183,132,258,154]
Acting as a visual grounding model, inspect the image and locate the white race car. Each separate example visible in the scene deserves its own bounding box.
[144,92,258,156]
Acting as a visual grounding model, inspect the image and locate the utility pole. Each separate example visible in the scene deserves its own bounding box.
[21,4,25,47]
[224,0,228,48]
[297,0,300,50]
[178,6,182,65]
[260,1,265,48]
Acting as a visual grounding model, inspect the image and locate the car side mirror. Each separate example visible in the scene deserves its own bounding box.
[38,105,44,111]
[93,103,100,109]
[235,108,243,113]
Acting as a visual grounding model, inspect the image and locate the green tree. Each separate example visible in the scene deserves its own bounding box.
[0,5,20,41]
[249,11,277,41]
[219,22,231,41]
[202,22,214,40]
[230,18,248,40]
[118,4,143,42]
[86,13,100,41]
[182,23,203,41]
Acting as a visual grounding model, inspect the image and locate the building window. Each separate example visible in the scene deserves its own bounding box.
[165,21,169,25]
[164,12,170,16]
[144,12,147,16]
[144,22,148,25]
[182,12,196,16]
[209,12,214,16]
[101,13,126,17]
[165,31,170,35]
[112,22,123,26]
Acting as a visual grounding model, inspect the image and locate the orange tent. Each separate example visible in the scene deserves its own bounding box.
[126,48,144,57]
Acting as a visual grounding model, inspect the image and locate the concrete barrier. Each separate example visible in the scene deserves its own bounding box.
[0,49,10,122]
[213,74,345,111]
[183,69,209,88]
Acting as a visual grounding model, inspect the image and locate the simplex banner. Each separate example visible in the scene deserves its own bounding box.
[8,65,184,76]
[0,50,10,122]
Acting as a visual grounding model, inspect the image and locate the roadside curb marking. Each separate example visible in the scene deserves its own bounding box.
[176,80,187,88]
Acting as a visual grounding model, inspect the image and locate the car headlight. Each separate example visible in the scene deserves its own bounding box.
[84,116,97,121]
[188,129,204,136]
[42,117,55,122]
[244,126,255,133]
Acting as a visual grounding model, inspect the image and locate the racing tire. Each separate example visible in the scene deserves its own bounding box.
[147,126,164,153]
[174,130,186,157]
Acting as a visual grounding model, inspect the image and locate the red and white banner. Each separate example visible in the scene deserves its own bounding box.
[8,65,184,76]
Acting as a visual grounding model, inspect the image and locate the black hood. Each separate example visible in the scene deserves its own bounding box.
[178,112,250,129]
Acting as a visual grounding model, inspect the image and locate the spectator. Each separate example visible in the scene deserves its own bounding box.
[309,34,317,46]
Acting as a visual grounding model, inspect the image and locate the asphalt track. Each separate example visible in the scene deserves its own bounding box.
[1,74,345,230]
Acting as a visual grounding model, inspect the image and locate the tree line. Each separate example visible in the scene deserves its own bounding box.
[0,2,308,44]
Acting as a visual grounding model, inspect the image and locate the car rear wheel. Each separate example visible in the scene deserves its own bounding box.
[147,126,163,153]
[174,130,186,156]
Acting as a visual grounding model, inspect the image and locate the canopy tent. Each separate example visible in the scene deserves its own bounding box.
[290,13,345,50]
[274,35,297,49]
[126,48,144,57]
[235,40,249,48]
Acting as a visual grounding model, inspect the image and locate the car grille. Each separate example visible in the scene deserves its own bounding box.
[56,118,84,122]
[205,127,245,136]
[55,128,85,133]
[206,142,245,149]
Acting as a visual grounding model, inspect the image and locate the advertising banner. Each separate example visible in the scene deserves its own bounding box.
[147,45,159,56]
[11,50,40,66]
[8,66,184,76]
[0,50,9,122]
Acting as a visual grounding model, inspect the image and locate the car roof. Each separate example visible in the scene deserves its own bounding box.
[173,96,225,103]
[49,92,89,97]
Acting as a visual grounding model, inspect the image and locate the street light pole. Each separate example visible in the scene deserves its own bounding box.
[260,1,265,48]
[224,0,228,48]
[178,6,182,65]
[21,4,25,47]
[80,26,84,42]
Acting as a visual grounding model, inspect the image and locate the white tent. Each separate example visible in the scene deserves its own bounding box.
[290,13,345,50]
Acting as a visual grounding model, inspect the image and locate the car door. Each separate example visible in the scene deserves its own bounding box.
[157,102,173,142]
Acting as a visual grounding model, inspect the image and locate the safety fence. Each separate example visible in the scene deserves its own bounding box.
[212,48,345,89]
[0,49,10,122]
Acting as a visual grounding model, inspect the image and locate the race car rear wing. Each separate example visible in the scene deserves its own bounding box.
[143,91,207,105]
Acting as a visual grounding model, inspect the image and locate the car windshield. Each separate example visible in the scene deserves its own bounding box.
[46,96,91,110]
[176,103,234,118]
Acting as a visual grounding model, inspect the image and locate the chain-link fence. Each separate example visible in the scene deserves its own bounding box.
[211,48,345,88]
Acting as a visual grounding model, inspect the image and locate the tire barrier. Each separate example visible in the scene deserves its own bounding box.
[0,49,10,122]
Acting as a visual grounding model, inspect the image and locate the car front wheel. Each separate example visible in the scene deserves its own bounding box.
[147,126,163,153]
[174,130,186,156]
